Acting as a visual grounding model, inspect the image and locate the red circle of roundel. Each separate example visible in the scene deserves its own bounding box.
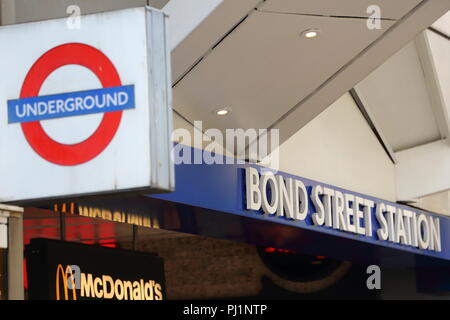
[20,43,123,166]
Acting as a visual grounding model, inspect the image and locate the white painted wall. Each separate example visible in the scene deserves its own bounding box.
[416,190,450,215]
[265,93,397,202]
[427,29,450,134]
[395,139,450,201]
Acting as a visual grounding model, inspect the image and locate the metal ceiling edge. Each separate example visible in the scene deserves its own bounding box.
[349,88,398,164]
[429,25,450,40]
[415,30,450,143]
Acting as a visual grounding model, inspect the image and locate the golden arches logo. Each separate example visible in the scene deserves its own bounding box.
[55,264,77,300]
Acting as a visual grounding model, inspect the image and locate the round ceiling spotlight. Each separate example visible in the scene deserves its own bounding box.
[302,28,320,39]
[214,108,232,116]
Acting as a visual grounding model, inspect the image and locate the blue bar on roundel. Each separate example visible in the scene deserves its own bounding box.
[7,85,135,124]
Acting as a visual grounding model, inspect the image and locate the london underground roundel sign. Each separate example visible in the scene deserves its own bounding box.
[0,7,174,203]
[18,43,126,166]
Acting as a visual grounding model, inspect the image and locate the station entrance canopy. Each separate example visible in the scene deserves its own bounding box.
[44,146,450,269]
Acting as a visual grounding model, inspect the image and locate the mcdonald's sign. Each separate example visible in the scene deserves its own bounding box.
[55,263,163,300]
[55,264,77,300]
[26,238,165,300]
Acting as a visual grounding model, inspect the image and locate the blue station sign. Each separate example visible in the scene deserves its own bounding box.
[151,145,450,265]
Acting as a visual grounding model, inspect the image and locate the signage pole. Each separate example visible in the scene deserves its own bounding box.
[0,204,24,300]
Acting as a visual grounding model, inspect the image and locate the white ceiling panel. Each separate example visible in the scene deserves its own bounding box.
[427,30,450,128]
[259,0,423,20]
[432,10,450,37]
[173,11,392,133]
[355,42,441,152]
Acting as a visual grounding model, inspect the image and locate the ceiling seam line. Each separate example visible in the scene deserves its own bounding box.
[428,26,450,41]
[172,56,204,88]
[171,0,265,89]
[256,9,397,21]
[349,88,397,164]
[172,109,195,130]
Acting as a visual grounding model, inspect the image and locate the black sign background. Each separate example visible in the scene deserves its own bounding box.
[25,238,166,300]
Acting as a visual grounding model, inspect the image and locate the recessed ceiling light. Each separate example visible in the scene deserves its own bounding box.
[302,28,320,39]
[215,108,231,116]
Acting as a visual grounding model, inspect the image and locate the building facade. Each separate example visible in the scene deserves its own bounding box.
[0,0,449,300]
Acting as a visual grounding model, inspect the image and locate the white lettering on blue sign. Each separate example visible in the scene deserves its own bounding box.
[244,167,442,252]
[7,85,135,123]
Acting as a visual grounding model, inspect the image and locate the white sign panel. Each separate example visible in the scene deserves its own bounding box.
[0,7,174,203]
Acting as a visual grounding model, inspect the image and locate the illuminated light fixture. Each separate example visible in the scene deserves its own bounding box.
[215,108,231,116]
[302,28,320,39]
